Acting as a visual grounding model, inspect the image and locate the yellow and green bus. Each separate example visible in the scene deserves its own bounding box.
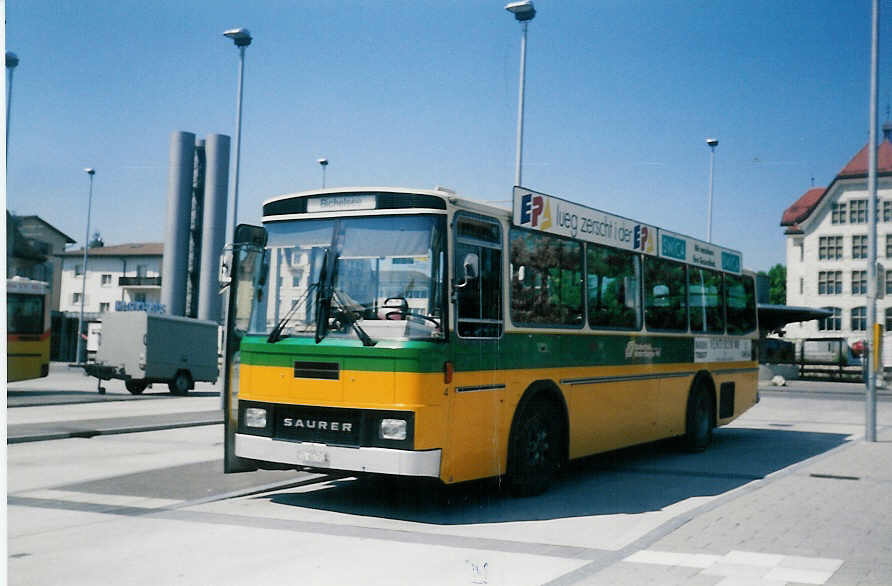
[225,186,758,495]
[7,277,51,382]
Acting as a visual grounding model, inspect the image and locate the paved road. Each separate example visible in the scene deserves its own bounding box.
[7,371,892,585]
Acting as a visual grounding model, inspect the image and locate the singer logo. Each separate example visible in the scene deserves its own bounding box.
[519,193,552,230]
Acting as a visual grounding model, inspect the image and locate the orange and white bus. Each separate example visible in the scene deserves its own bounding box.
[7,277,51,382]
[223,186,758,495]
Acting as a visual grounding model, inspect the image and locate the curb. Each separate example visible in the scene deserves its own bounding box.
[8,415,222,445]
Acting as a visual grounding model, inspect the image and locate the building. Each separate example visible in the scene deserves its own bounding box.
[9,215,77,311]
[57,243,163,359]
[781,124,892,363]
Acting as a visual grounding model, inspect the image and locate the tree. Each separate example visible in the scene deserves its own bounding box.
[767,264,786,305]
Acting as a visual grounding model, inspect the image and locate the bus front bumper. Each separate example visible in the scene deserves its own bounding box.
[235,433,442,478]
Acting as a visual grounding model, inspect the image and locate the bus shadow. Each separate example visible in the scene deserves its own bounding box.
[263,427,849,524]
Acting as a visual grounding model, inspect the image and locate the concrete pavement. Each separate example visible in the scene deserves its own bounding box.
[7,367,892,584]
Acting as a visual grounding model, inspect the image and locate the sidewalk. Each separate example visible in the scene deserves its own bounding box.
[6,362,222,443]
[563,427,892,585]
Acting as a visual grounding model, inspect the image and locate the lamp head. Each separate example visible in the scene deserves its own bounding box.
[6,51,19,69]
[505,1,536,21]
[223,28,252,47]
[706,138,719,148]
[317,158,328,167]
[84,168,95,176]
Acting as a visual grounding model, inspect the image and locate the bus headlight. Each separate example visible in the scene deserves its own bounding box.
[244,407,268,428]
[379,418,407,440]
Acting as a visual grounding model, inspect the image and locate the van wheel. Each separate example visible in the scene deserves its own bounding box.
[683,384,714,452]
[125,380,148,395]
[508,397,561,497]
[168,371,192,395]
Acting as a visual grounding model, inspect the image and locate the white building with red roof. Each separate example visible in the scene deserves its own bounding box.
[780,123,892,360]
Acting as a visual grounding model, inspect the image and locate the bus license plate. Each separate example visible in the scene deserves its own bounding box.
[295,443,329,465]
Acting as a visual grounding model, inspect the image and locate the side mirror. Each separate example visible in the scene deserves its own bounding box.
[455,253,479,289]
[219,245,234,291]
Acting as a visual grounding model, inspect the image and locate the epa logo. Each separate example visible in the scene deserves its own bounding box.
[519,193,552,229]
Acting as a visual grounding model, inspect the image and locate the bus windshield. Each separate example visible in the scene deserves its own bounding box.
[255,214,447,342]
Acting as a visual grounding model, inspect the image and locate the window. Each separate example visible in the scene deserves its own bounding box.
[886,270,892,295]
[851,306,867,331]
[689,267,724,333]
[644,257,687,331]
[852,235,867,259]
[74,264,84,276]
[101,273,113,286]
[851,270,867,295]
[725,274,756,334]
[99,302,110,313]
[454,215,502,338]
[7,294,45,335]
[850,199,867,223]
[799,278,804,294]
[133,292,147,303]
[884,201,892,222]
[886,235,892,258]
[72,292,81,303]
[291,270,304,287]
[818,236,842,260]
[510,229,583,327]
[818,271,842,295]
[818,307,842,331]
[136,265,148,277]
[586,244,640,330]
[886,308,892,331]
[831,202,847,224]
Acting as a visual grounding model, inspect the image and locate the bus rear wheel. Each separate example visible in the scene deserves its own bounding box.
[508,397,561,497]
[683,383,714,452]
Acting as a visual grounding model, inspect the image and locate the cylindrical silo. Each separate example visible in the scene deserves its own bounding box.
[197,133,231,322]
[161,131,196,316]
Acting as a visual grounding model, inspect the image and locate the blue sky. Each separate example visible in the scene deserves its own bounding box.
[5,0,891,272]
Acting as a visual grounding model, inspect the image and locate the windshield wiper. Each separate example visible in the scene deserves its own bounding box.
[332,289,376,347]
[267,283,317,343]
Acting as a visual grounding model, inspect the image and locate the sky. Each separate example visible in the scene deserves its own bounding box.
[5,0,892,273]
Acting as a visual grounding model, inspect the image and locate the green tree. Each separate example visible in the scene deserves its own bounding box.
[767,264,786,305]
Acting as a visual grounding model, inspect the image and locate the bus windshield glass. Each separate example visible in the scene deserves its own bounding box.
[255,214,446,342]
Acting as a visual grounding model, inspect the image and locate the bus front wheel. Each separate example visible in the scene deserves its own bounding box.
[508,397,561,497]
[683,383,714,452]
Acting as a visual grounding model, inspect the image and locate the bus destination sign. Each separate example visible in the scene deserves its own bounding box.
[513,187,658,255]
[307,194,377,213]
[660,230,742,275]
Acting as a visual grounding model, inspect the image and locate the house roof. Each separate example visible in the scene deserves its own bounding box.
[780,131,892,227]
[15,215,76,244]
[58,242,164,257]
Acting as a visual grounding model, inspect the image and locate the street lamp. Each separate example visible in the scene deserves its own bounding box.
[223,27,252,243]
[317,158,328,189]
[705,138,719,242]
[6,51,19,155]
[76,168,96,366]
[505,1,536,187]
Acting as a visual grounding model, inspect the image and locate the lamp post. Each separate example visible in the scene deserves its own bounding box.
[505,1,536,187]
[705,138,718,242]
[317,158,328,188]
[223,27,252,242]
[76,168,96,365]
[6,51,19,155]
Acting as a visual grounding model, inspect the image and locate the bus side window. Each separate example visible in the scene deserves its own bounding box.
[644,257,688,332]
[726,273,756,334]
[454,215,503,338]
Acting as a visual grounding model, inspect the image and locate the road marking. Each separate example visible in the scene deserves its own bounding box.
[623,549,843,585]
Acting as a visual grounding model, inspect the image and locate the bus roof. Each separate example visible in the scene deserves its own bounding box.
[261,186,744,274]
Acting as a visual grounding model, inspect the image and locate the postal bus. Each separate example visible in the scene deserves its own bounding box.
[7,277,51,382]
[224,186,758,495]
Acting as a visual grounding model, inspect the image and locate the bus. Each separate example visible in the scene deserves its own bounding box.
[7,277,51,382]
[224,186,758,495]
